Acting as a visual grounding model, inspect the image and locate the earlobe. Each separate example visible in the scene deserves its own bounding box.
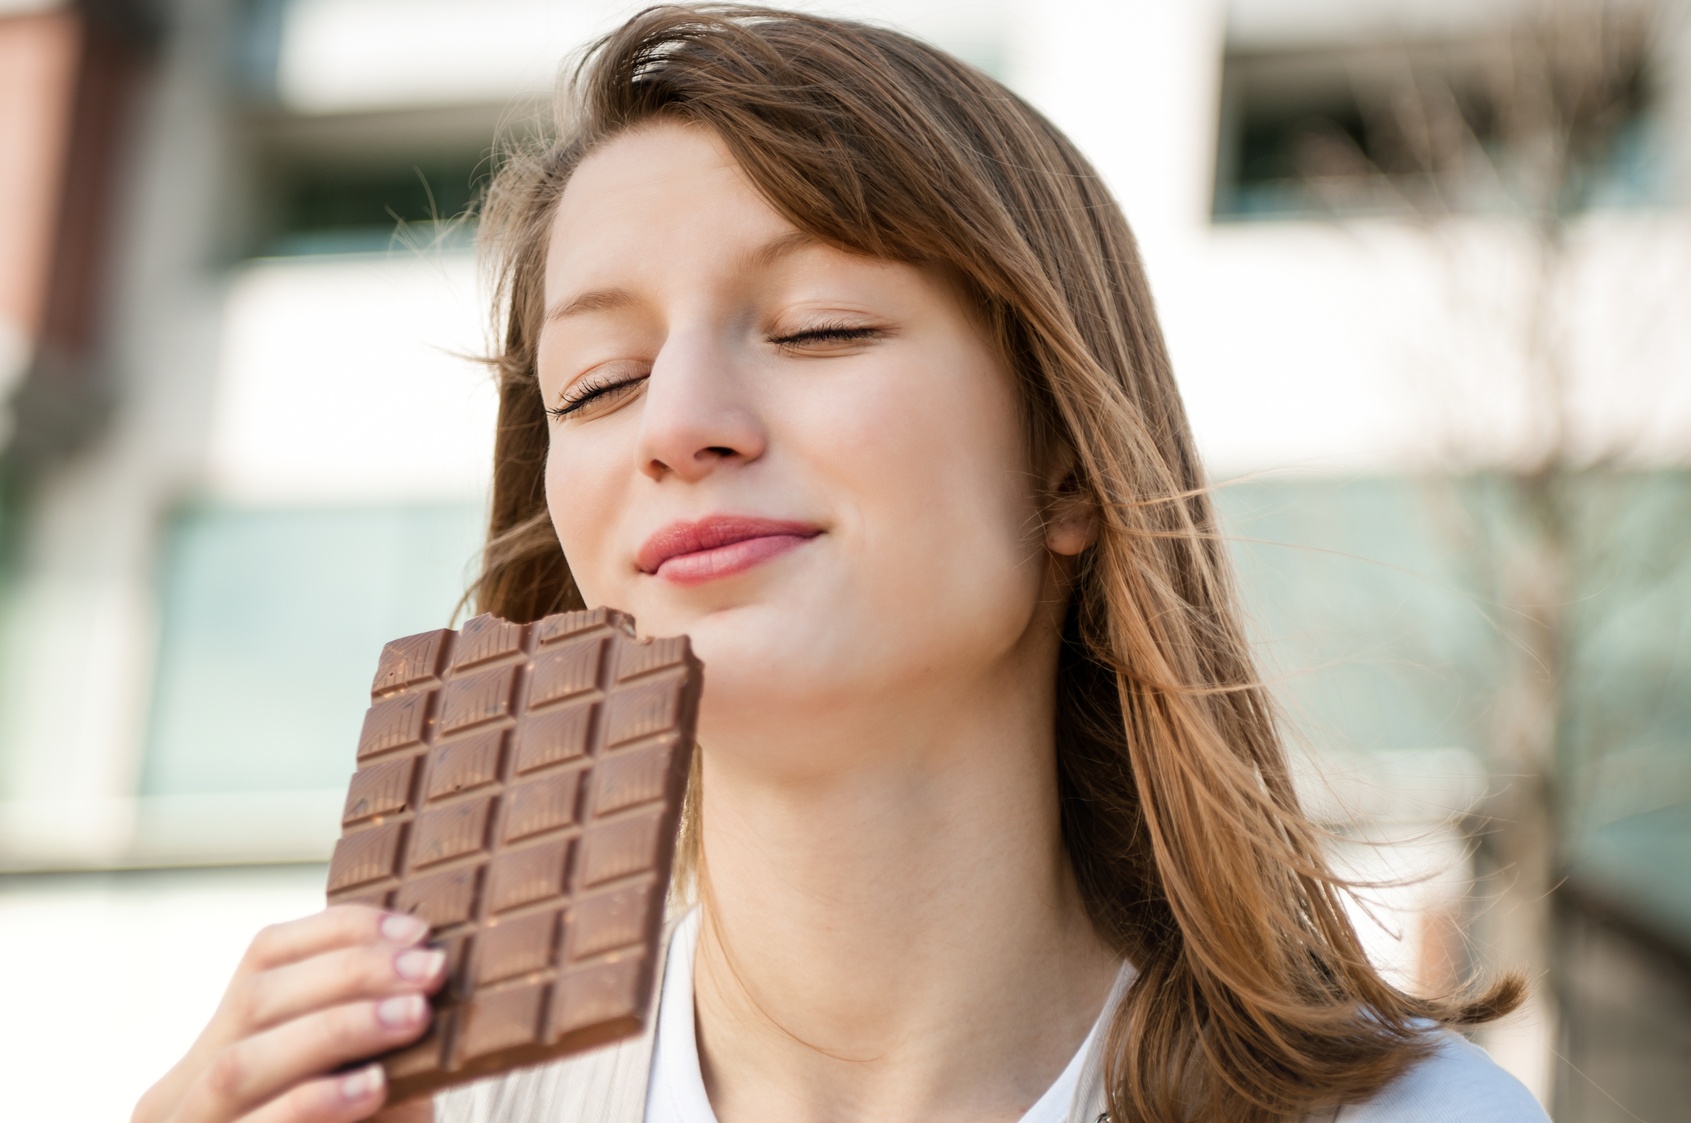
[1044,474,1098,557]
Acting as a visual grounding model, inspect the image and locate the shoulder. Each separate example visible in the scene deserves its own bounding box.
[1334,1032,1549,1123]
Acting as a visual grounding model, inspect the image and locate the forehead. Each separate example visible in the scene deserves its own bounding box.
[545,123,796,293]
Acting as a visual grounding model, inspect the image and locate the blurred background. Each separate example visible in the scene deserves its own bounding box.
[0,0,1686,1117]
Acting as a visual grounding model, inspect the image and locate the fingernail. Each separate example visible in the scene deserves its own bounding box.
[396,947,446,982]
[376,993,426,1029]
[380,913,429,944]
[340,1063,384,1101]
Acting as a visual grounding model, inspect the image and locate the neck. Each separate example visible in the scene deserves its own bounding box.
[687,648,1121,1123]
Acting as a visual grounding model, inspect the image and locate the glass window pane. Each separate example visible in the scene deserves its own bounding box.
[141,503,484,796]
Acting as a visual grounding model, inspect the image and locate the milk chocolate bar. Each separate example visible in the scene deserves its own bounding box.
[325,607,701,1102]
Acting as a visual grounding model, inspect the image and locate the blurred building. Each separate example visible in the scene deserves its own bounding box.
[0,0,1686,1119]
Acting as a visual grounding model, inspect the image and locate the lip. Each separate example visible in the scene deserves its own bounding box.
[636,515,822,586]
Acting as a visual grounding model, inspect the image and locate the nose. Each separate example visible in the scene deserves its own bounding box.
[635,330,767,483]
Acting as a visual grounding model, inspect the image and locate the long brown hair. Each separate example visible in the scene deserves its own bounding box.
[471,7,1522,1121]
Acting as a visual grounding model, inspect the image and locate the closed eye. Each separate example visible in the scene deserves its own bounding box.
[768,324,884,352]
[546,369,647,420]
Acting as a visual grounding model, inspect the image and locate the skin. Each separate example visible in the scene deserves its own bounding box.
[132,907,440,1123]
[137,120,1116,1123]
[539,123,1118,1123]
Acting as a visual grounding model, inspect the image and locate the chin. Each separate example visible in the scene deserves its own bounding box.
[678,601,817,681]
[670,601,855,720]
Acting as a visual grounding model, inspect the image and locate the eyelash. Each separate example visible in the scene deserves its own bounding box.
[769,323,881,349]
[545,324,882,420]
[546,370,640,419]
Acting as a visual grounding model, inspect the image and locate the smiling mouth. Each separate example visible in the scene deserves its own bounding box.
[637,516,822,586]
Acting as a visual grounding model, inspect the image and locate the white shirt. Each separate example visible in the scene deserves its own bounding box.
[638,910,1549,1123]
[643,910,1107,1123]
[1337,1033,1550,1122]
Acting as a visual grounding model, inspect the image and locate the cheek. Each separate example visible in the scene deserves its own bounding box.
[543,431,630,606]
[793,350,1044,651]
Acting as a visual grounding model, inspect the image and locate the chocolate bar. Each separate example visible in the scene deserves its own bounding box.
[325,607,701,1102]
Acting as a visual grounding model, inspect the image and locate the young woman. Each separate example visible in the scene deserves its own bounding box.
[136,8,1550,1123]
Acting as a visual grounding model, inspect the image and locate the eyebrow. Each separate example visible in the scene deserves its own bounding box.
[546,286,637,324]
[544,231,825,325]
[741,229,821,271]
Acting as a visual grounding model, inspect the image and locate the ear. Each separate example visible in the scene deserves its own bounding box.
[1043,460,1097,557]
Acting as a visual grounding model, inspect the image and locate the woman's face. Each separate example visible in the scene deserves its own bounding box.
[538,123,1081,763]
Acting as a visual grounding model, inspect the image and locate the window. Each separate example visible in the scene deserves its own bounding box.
[238,100,521,256]
[142,502,484,796]
[1213,18,1662,220]
[262,155,487,255]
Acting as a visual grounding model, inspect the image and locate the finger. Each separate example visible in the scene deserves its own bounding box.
[243,944,447,1032]
[237,1064,388,1123]
[241,908,429,974]
[179,995,430,1123]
